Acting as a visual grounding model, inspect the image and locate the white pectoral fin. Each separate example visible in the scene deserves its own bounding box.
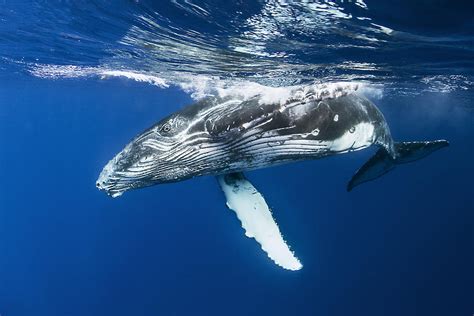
[217,172,302,271]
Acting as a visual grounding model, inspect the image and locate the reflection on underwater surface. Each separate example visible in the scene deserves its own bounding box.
[0,0,473,315]
[1,0,473,95]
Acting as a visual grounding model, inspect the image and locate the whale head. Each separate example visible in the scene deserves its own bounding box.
[96,113,205,197]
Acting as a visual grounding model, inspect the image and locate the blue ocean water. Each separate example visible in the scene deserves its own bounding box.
[0,1,473,315]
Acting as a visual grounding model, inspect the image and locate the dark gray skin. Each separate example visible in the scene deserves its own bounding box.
[96,93,447,197]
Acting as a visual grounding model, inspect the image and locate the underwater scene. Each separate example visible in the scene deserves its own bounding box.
[0,1,473,315]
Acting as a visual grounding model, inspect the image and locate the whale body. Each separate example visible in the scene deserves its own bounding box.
[97,91,448,270]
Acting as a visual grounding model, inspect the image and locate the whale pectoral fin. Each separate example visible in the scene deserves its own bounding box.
[217,172,302,271]
[347,140,449,191]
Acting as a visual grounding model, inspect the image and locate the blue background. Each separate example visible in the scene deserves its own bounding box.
[0,76,472,316]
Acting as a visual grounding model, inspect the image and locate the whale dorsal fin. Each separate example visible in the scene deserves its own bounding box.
[217,172,302,271]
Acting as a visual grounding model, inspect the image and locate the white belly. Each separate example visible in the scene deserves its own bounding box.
[329,122,376,152]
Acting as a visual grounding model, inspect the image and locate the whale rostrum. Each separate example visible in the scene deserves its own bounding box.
[97,92,448,270]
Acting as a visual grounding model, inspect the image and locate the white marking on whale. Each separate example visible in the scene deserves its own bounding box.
[217,173,302,271]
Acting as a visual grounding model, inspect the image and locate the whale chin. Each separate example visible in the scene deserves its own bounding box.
[95,165,133,198]
[95,147,193,197]
[95,151,158,198]
[96,168,156,198]
[95,177,127,198]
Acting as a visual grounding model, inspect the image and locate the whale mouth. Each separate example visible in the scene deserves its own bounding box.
[96,175,128,198]
[96,162,132,198]
[96,146,158,197]
[96,164,155,197]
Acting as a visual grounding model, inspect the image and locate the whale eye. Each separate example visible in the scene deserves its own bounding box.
[160,123,172,134]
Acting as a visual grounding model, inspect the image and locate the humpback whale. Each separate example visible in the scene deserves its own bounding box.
[96,89,448,270]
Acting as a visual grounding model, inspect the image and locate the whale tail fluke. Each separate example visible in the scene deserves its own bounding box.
[347,140,449,192]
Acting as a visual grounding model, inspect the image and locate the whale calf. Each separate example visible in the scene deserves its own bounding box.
[97,90,448,270]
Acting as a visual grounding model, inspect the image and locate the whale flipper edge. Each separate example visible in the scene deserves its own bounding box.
[347,140,449,192]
